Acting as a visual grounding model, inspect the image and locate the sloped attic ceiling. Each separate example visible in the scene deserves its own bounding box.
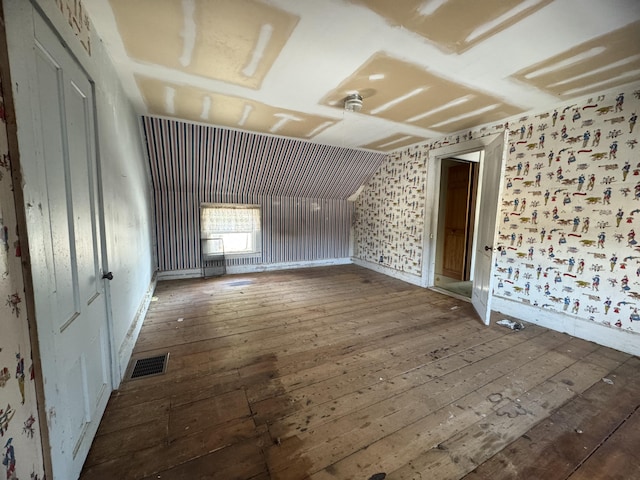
[85,0,640,152]
[143,117,386,198]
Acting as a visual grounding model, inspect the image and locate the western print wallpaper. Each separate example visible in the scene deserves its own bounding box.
[0,76,44,480]
[353,150,427,277]
[354,82,640,338]
[52,0,91,56]
[495,86,640,332]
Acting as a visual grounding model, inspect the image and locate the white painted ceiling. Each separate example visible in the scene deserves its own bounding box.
[84,0,640,152]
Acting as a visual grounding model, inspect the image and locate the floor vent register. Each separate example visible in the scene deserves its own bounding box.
[129,353,169,379]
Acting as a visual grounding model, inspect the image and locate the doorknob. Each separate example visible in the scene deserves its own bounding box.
[102,272,114,280]
[484,245,492,252]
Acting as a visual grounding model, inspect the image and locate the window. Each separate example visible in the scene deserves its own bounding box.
[200,204,261,257]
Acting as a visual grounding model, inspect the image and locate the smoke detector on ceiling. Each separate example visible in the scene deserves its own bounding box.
[344,93,363,112]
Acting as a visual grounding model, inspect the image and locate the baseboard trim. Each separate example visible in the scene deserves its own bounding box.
[157,258,353,280]
[351,257,424,287]
[492,295,640,356]
[157,268,201,281]
[117,271,158,383]
[226,258,351,274]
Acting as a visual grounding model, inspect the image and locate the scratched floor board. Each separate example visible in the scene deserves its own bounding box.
[382,346,626,479]
[133,288,431,354]
[138,285,414,338]
[142,268,412,324]
[143,281,446,335]
[267,329,575,478]
[142,277,412,326]
[129,291,465,389]
[260,325,549,441]
[250,320,503,426]
[136,295,461,388]
[114,294,453,406]
[566,406,640,480]
[80,265,634,480]
[128,291,435,375]
[308,335,604,480]
[461,356,640,480]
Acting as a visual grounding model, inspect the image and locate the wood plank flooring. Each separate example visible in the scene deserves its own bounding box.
[80,265,639,480]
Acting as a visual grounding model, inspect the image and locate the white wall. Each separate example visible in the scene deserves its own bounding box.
[93,72,156,375]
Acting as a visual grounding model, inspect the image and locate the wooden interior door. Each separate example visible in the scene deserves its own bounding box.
[442,162,472,280]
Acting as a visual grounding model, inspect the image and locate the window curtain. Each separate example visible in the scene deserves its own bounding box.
[201,206,261,238]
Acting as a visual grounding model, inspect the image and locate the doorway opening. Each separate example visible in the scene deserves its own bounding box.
[423,132,506,322]
[433,155,480,298]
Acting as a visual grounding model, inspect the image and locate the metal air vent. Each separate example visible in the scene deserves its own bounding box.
[129,353,169,379]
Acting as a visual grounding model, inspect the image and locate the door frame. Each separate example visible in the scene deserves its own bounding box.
[422,134,503,305]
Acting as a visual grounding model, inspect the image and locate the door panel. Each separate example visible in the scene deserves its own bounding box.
[442,233,465,278]
[471,132,507,324]
[31,13,112,478]
[34,43,80,330]
[67,79,101,305]
[442,163,472,279]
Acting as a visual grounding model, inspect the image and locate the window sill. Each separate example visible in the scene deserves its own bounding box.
[224,252,262,259]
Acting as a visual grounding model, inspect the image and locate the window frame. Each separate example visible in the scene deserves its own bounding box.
[200,203,262,259]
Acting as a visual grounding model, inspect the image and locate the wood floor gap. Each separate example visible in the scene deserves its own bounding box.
[564,402,640,480]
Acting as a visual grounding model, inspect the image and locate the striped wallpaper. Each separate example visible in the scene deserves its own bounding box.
[142,117,382,271]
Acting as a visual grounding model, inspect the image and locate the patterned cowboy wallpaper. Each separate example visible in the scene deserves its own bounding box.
[353,150,427,276]
[0,78,45,479]
[354,82,640,337]
[53,0,91,56]
[495,86,640,332]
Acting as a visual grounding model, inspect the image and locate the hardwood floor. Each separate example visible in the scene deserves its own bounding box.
[80,265,638,480]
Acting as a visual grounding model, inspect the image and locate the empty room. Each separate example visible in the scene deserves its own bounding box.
[1,0,640,479]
